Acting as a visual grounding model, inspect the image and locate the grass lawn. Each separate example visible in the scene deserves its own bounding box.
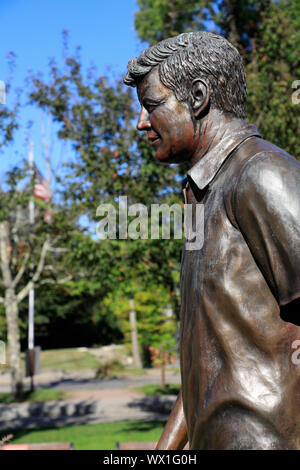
[132,384,180,396]
[1,420,165,450]
[38,348,100,371]
[16,347,177,378]
[0,388,66,404]
[20,348,145,375]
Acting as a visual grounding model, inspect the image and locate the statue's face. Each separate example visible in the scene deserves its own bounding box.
[136,68,198,164]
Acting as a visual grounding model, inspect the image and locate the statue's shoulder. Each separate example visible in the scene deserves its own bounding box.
[223,136,298,195]
[234,137,300,195]
[223,136,300,226]
[231,136,298,178]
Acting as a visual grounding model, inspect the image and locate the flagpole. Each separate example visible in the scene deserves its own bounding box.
[28,141,35,391]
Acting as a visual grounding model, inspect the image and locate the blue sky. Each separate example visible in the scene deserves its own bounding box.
[0,0,143,183]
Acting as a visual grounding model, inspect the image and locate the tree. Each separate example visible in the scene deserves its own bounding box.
[134,0,271,55]
[129,298,142,369]
[246,0,300,158]
[0,52,19,149]
[0,163,72,398]
[103,280,177,369]
[135,0,211,46]
[28,38,182,218]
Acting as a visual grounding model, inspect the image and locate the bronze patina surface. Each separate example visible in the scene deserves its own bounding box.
[124,32,300,450]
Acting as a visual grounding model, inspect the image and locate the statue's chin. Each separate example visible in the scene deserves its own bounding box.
[155,151,188,165]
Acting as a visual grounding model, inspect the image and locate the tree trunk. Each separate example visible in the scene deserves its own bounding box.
[129,298,142,369]
[5,288,23,399]
[160,343,166,390]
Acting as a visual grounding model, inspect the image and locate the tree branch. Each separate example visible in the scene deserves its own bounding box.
[12,251,30,288]
[40,275,72,285]
[11,204,22,246]
[0,221,13,288]
[17,235,51,303]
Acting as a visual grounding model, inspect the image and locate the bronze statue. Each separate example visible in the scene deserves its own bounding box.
[124,32,300,450]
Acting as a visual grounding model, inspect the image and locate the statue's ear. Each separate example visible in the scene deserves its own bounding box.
[191,79,210,118]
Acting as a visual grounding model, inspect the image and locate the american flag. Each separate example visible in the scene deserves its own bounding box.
[34,165,51,202]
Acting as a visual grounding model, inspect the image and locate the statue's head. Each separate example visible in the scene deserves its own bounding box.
[124,32,247,164]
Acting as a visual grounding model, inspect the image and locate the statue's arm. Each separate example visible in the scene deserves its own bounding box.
[234,152,300,324]
[156,389,188,450]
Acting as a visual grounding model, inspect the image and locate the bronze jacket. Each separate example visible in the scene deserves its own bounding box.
[180,125,300,449]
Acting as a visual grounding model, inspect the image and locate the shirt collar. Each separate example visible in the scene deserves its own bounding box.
[187,124,260,190]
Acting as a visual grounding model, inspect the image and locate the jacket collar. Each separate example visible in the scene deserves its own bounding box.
[187,124,260,190]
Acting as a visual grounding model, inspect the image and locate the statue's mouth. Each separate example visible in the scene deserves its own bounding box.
[148,133,160,145]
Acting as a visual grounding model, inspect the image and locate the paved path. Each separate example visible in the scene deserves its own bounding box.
[0,391,177,431]
[0,368,180,431]
[0,367,180,392]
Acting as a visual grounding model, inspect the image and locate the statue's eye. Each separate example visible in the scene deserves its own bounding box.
[143,100,161,113]
[145,103,156,113]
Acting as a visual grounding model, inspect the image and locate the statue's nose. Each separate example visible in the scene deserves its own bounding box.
[137,107,151,131]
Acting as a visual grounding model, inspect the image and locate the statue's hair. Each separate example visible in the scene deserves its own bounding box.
[124,32,247,119]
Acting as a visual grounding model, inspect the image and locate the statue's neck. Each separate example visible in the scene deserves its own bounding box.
[189,110,246,168]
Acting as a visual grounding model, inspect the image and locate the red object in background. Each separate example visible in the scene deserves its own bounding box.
[44,209,52,223]
[148,345,159,367]
[34,165,51,202]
